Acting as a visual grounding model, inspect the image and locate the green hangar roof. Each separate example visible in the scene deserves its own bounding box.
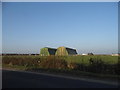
[40,46,78,56]
[55,47,77,56]
[40,47,57,56]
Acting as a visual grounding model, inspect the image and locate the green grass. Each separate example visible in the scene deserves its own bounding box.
[2,55,118,65]
[2,54,119,62]
[3,64,26,70]
[2,55,120,80]
[2,55,119,75]
[56,55,118,64]
[3,64,120,81]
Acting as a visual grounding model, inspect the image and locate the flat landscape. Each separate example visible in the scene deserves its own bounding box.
[2,2,119,88]
[2,55,120,81]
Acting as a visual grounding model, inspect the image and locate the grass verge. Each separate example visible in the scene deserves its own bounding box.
[3,64,120,82]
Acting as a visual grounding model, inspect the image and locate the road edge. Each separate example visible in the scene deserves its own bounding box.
[2,68,119,86]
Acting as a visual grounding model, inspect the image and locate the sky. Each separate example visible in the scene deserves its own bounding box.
[2,2,118,54]
[0,2,2,54]
[118,2,120,53]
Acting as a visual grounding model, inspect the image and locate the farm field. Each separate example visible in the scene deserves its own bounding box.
[2,55,118,64]
[62,55,118,64]
[2,55,120,79]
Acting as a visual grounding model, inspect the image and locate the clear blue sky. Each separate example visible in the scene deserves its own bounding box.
[2,2,118,54]
[0,2,2,54]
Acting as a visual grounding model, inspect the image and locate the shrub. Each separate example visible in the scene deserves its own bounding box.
[40,56,68,69]
[2,55,119,75]
[67,62,79,69]
[88,58,106,73]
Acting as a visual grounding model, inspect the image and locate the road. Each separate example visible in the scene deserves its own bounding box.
[2,70,118,88]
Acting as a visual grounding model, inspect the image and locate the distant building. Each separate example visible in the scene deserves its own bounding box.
[111,54,119,56]
[40,47,57,56]
[82,53,87,55]
[88,53,94,55]
[82,53,94,55]
[40,46,78,56]
[55,46,77,56]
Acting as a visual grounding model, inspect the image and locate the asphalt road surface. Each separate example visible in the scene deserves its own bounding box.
[2,70,118,88]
